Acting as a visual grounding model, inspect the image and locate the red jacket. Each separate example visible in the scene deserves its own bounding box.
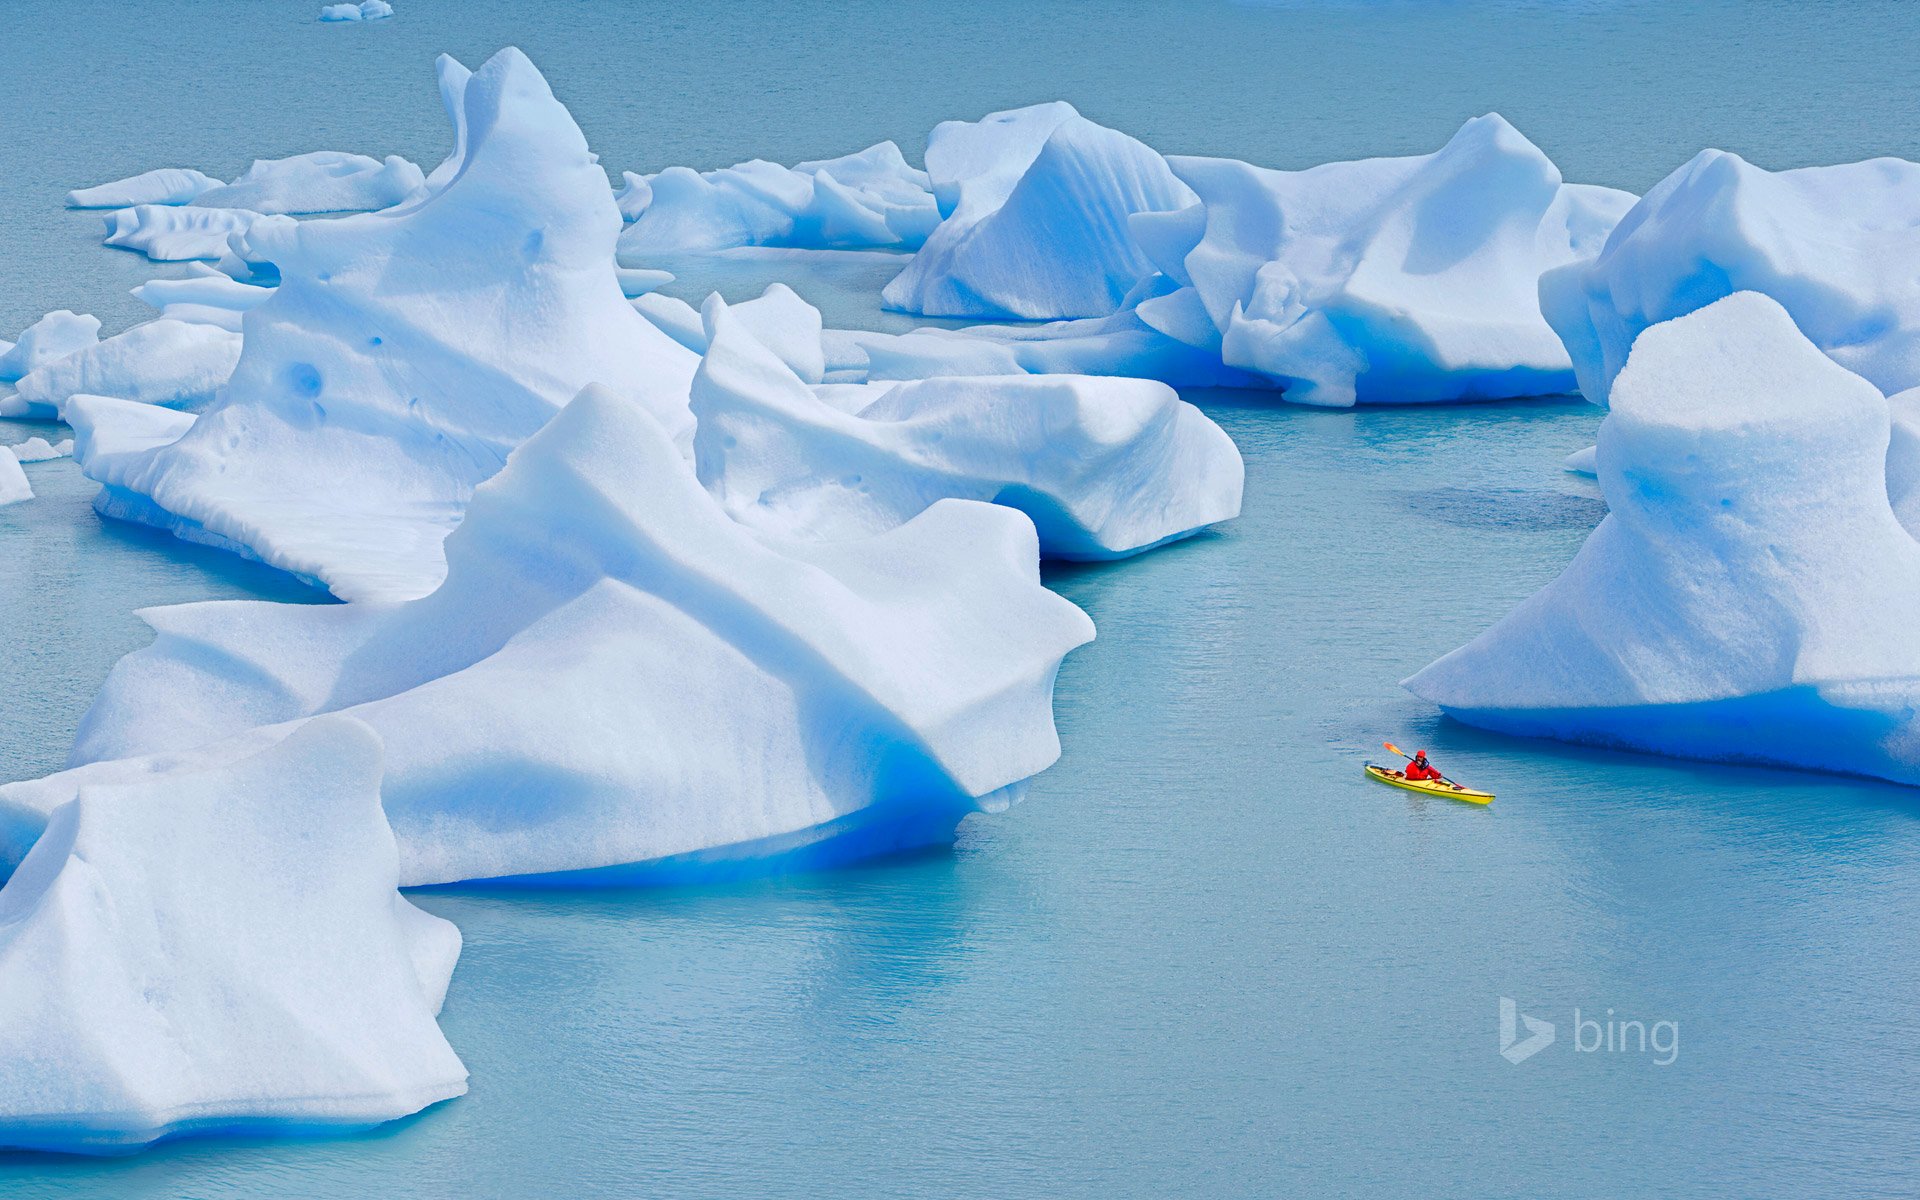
[1405,759,1440,781]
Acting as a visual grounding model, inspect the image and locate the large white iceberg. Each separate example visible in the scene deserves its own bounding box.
[1134,115,1634,406]
[1540,150,1920,406]
[66,168,223,209]
[23,386,1094,887]
[0,718,465,1154]
[0,311,100,382]
[618,141,938,255]
[693,298,1243,557]
[881,104,1197,320]
[2,319,241,418]
[1406,292,1920,785]
[74,48,698,602]
[191,151,424,215]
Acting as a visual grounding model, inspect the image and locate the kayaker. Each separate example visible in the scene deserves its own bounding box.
[1404,750,1442,781]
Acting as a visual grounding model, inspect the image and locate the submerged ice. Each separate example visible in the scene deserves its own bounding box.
[1407,293,1920,784]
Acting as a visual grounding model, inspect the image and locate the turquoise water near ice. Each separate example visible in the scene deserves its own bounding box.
[6,2,1920,1195]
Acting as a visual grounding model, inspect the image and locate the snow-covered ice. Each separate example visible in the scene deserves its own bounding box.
[1540,150,1920,406]
[67,168,223,209]
[619,142,938,255]
[0,718,465,1154]
[1563,444,1597,476]
[101,205,258,262]
[32,384,1094,886]
[3,319,241,418]
[132,266,275,332]
[0,451,32,507]
[882,104,1197,320]
[74,48,698,602]
[1407,292,1920,785]
[0,311,100,382]
[693,296,1242,557]
[192,152,424,215]
[7,438,74,463]
[320,0,393,20]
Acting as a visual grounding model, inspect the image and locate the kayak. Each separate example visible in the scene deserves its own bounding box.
[1365,763,1493,804]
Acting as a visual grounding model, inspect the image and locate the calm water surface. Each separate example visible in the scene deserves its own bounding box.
[4,2,1920,1196]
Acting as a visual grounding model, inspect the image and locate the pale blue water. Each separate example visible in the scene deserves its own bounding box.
[5,2,1920,1196]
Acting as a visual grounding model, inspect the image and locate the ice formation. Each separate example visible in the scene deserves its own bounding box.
[881,104,1197,320]
[693,297,1243,557]
[1540,151,1920,406]
[1563,444,1598,476]
[66,168,223,209]
[0,450,31,507]
[30,385,1094,886]
[132,266,275,332]
[2,319,241,418]
[7,437,74,463]
[320,0,393,20]
[618,142,938,255]
[102,204,258,262]
[0,718,465,1154]
[0,311,100,381]
[74,48,698,602]
[1407,293,1920,785]
[192,151,424,215]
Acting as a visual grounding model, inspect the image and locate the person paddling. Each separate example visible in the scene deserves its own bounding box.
[1403,750,1442,781]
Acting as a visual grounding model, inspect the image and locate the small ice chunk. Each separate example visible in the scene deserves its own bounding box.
[0,449,31,506]
[66,168,223,209]
[615,171,653,221]
[320,0,393,20]
[8,437,74,463]
[0,311,101,382]
[615,267,672,298]
[102,205,258,261]
[1563,445,1598,476]
[0,717,465,1155]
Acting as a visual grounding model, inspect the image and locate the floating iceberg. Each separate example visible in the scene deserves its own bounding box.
[7,437,74,463]
[66,168,223,209]
[102,204,258,262]
[1540,150,1920,406]
[132,266,275,332]
[320,0,393,20]
[191,151,424,215]
[75,48,698,602]
[619,141,938,255]
[1562,444,1598,477]
[881,104,1196,320]
[35,385,1093,887]
[693,297,1243,557]
[1407,293,1920,785]
[0,718,465,1154]
[1134,115,1634,406]
[0,311,100,382]
[0,450,31,506]
[3,319,241,418]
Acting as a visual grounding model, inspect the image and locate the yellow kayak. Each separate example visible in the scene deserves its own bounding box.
[1365,763,1493,804]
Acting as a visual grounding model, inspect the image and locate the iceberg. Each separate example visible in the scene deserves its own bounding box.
[0,718,465,1154]
[132,266,275,332]
[1406,292,1920,786]
[1139,115,1634,406]
[881,105,1197,320]
[619,141,938,255]
[693,298,1243,557]
[102,204,258,262]
[7,437,74,463]
[320,0,393,20]
[66,168,223,209]
[0,311,100,382]
[0,450,31,506]
[1540,150,1920,406]
[74,48,698,602]
[31,385,1094,887]
[3,319,242,418]
[191,151,425,215]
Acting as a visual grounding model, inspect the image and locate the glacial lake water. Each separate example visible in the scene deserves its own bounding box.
[6,1,1920,1195]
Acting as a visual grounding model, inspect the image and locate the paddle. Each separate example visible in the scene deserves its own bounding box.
[1383,741,1458,788]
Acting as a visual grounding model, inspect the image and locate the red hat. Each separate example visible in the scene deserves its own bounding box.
[1415,750,1427,758]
